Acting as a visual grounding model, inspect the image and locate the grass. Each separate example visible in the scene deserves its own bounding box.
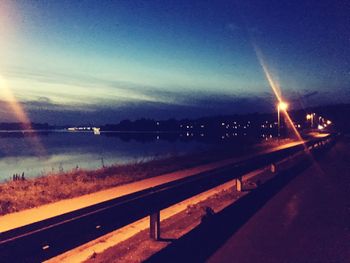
[0,139,288,216]
[0,156,190,216]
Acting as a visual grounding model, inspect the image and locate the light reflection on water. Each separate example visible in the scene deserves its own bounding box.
[0,130,267,181]
[0,131,209,181]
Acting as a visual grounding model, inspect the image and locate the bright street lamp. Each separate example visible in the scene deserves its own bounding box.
[277,101,288,137]
[306,113,315,128]
[278,101,288,111]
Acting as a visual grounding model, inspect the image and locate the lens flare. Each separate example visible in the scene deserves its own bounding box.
[0,75,46,156]
[253,45,283,103]
[253,44,327,178]
[253,45,305,144]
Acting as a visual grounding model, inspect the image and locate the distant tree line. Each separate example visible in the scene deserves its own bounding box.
[0,103,348,133]
[101,113,277,133]
[101,103,350,133]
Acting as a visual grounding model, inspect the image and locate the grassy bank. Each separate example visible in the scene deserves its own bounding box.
[0,139,287,216]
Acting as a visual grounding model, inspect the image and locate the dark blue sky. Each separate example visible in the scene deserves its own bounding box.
[0,0,349,124]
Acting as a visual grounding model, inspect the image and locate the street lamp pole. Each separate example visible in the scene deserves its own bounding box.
[306,113,314,129]
[277,101,288,138]
[277,105,280,137]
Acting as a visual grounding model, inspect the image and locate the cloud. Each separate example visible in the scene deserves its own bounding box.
[5,65,269,110]
[2,66,188,106]
[2,66,346,125]
[0,87,344,125]
[302,91,318,99]
[16,93,273,125]
[0,67,278,124]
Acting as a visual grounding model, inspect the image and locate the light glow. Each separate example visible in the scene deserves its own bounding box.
[278,101,288,111]
[253,45,305,145]
[0,74,46,156]
[254,45,283,103]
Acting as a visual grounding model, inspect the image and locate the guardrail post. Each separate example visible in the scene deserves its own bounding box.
[236,177,243,192]
[150,211,160,240]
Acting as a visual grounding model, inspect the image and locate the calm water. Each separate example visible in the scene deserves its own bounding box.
[0,131,213,181]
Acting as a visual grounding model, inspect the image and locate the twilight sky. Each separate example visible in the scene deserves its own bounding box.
[0,0,349,125]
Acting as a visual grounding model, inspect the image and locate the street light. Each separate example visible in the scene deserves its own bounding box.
[306,113,315,128]
[277,101,288,137]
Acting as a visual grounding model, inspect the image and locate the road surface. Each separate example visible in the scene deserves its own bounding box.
[207,137,350,262]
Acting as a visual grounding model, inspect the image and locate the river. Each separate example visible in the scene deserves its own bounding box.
[0,130,260,181]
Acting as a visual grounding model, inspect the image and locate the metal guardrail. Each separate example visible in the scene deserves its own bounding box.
[0,135,335,262]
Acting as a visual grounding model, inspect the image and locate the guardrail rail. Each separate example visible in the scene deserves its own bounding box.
[0,134,335,261]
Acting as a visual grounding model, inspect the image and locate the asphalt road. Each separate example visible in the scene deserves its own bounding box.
[208,137,350,263]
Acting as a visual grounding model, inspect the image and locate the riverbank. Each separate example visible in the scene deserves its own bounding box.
[0,139,290,216]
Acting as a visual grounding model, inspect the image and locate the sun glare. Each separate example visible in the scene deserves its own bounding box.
[0,74,46,156]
